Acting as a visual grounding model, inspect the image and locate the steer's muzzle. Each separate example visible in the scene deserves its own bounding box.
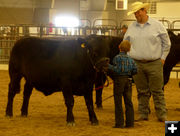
[95,57,110,72]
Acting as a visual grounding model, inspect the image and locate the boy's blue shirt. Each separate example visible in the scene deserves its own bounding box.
[108,52,137,76]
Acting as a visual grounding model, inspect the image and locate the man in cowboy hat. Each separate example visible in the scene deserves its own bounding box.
[124,1,171,122]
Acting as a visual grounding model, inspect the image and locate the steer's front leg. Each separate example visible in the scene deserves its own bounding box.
[62,89,75,126]
[84,89,99,125]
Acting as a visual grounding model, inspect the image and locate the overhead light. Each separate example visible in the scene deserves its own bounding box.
[54,16,79,27]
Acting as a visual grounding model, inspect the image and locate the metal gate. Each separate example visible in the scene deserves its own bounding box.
[0,37,18,64]
[0,19,179,64]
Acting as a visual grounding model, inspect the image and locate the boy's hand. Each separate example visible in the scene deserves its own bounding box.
[161,59,165,65]
[101,58,110,72]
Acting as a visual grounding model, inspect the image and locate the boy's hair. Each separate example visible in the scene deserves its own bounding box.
[119,40,131,53]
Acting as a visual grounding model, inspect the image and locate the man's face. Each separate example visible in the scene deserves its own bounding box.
[134,8,146,23]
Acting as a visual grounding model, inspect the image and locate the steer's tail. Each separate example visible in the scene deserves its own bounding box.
[6,56,22,116]
[9,58,22,94]
[8,40,23,94]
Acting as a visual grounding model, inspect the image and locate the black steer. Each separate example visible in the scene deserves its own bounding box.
[163,30,180,85]
[6,36,122,126]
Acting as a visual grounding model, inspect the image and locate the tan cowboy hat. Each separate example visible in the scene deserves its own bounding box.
[127,1,150,16]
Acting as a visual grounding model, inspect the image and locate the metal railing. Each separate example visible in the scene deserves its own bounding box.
[0,23,120,64]
[1,18,180,64]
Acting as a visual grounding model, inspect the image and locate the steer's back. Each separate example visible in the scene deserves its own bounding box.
[9,37,85,95]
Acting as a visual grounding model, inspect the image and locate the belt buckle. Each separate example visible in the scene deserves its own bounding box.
[142,60,150,63]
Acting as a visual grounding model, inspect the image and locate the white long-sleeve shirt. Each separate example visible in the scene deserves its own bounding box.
[123,17,171,61]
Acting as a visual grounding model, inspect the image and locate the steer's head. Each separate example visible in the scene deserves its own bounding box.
[78,35,122,72]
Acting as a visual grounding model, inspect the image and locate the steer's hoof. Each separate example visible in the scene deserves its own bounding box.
[66,122,76,127]
[91,121,99,126]
[21,115,28,118]
[21,113,28,117]
[96,105,103,109]
[5,112,13,117]
[5,114,13,118]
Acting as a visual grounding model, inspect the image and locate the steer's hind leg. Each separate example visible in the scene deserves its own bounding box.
[84,91,99,125]
[6,73,22,117]
[21,81,33,116]
[62,89,75,126]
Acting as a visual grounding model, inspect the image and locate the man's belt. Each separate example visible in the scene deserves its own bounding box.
[134,59,160,63]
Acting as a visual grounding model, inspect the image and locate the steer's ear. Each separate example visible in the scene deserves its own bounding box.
[77,38,87,48]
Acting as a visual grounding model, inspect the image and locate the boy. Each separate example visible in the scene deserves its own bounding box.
[108,40,137,128]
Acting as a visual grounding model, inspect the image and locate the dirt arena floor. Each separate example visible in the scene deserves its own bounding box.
[0,70,180,136]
